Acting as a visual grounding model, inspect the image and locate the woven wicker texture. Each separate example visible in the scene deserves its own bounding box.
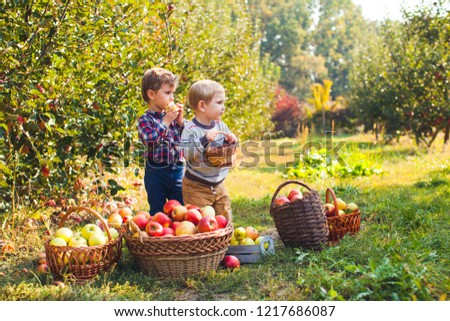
[205,132,238,167]
[124,212,233,279]
[44,206,123,283]
[270,181,328,251]
[325,188,361,243]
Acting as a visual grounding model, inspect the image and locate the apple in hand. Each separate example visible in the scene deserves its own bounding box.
[200,205,215,217]
[185,209,202,225]
[215,215,228,228]
[222,255,240,269]
[54,227,73,243]
[324,203,336,217]
[288,189,302,201]
[175,221,197,236]
[81,224,103,240]
[171,205,188,221]
[197,216,219,233]
[152,212,172,228]
[88,233,108,246]
[273,196,290,206]
[146,221,164,237]
[163,200,181,216]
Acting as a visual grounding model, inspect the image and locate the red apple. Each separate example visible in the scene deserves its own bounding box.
[136,211,151,220]
[122,215,133,224]
[175,221,196,236]
[162,227,175,236]
[288,189,303,201]
[197,216,219,233]
[163,200,181,215]
[184,209,202,225]
[185,204,200,211]
[152,212,172,228]
[172,221,181,231]
[145,221,164,237]
[222,255,240,269]
[171,205,188,221]
[132,213,150,231]
[324,203,336,217]
[215,215,228,228]
[273,196,290,206]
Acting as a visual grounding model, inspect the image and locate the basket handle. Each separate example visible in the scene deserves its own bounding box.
[270,180,313,210]
[325,188,339,217]
[59,206,113,242]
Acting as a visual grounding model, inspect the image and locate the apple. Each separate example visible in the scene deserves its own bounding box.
[81,224,103,240]
[230,237,239,246]
[240,237,255,245]
[105,227,119,240]
[244,226,259,241]
[185,209,202,225]
[132,213,150,230]
[197,216,219,233]
[255,236,269,250]
[54,227,73,243]
[122,215,133,224]
[200,205,215,217]
[185,204,200,211]
[88,232,108,246]
[335,198,347,211]
[222,255,240,269]
[68,235,88,247]
[162,227,175,236]
[345,202,359,213]
[338,210,345,216]
[152,212,172,227]
[135,211,151,220]
[273,196,290,206]
[166,102,178,113]
[215,215,228,228]
[118,207,133,218]
[108,213,123,228]
[50,237,67,247]
[172,221,181,231]
[37,263,49,274]
[163,200,181,216]
[171,205,188,221]
[175,221,197,236]
[233,227,246,241]
[324,203,336,217]
[288,189,303,201]
[146,221,164,237]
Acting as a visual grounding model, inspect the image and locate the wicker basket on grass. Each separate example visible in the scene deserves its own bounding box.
[325,188,361,243]
[44,206,123,283]
[124,213,233,279]
[205,131,237,168]
[269,181,328,251]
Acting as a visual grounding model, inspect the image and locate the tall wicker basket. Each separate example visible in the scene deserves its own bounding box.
[325,188,361,243]
[270,181,328,251]
[124,213,233,279]
[205,131,238,168]
[44,206,123,283]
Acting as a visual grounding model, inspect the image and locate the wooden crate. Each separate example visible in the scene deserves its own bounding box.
[225,236,275,263]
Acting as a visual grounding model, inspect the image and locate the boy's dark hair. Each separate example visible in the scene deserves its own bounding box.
[141,68,178,103]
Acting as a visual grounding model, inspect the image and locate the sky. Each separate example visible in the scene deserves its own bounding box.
[351,0,443,21]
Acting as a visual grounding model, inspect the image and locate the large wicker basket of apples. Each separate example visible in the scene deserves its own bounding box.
[124,200,233,279]
[324,188,361,243]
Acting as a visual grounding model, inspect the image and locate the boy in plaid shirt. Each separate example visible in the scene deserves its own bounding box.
[137,68,185,215]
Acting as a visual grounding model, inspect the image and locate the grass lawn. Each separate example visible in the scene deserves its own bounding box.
[1,134,449,300]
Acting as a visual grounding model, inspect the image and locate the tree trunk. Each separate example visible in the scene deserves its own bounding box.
[322,108,326,136]
[444,122,450,149]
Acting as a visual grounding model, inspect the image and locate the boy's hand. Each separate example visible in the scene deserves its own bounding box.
[205,129,219,141]
[225,133,237,144]
[175,103,184,127]
[162,108,179,127]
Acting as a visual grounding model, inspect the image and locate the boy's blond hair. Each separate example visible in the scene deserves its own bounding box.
[141,68,178,103]
[188,80,224,110]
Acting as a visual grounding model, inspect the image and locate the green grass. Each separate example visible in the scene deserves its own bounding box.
[1,134,449,301]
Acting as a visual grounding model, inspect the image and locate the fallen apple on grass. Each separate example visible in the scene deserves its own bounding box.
[222,255,240,269]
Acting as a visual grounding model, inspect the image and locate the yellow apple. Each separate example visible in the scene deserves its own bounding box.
[233,227,246,241]
[335,198,347,211]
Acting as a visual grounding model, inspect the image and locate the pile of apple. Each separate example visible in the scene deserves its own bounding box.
[129,200,229,238]
[272,189,303,206]
[49,224,120,249]
[323,198,359,217]
[230,226,266,247]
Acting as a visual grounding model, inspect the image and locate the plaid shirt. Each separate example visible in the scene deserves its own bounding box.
[137,110,185,164]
